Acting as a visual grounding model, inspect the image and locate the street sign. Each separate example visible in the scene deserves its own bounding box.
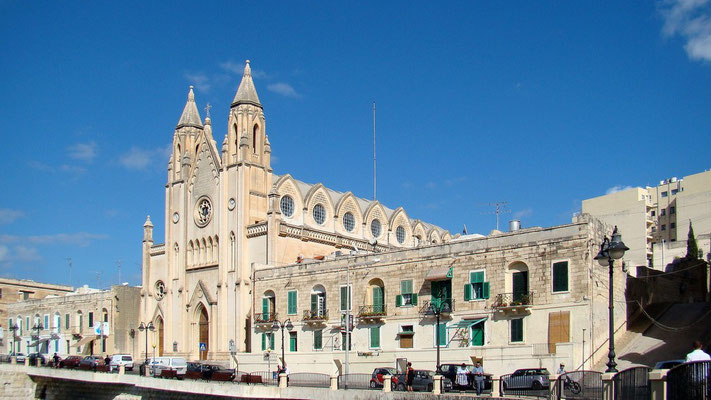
[199,342,207,351]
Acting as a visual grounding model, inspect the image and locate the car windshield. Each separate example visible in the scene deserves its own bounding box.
[122,356,132,361]
[385,368,396,375]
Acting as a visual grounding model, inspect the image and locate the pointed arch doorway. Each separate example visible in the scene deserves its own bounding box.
[198,306,209,360]
[156,317,164,356]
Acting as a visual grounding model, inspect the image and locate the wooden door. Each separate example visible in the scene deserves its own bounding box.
[157,319,164,356]
[199,307,209,360]
[512,271,528,302]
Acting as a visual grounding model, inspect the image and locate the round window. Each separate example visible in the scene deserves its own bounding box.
[342,212,355,232]
[396,226,406,244]
[370,219,381,238]
[194,196,213,227]
[155,281,166,300]
[280,196,294,217]
[313,204,326,225]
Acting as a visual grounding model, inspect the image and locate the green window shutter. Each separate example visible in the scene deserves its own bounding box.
[289,333,297,352]
[511,319,523,342]
[311,294,318,312]
[314,330,322,350]
[401,280,413,294]
[553,262,569,292]
[437,323,447,347]
[373,286,384,311]
[287,291,297,315]
[261,333,266,351]
[341,286,350,311]
[370,326,380,348]
[471,271,484,283]
[471,324,484,346]
[269,333,275,350]
[395,294,402,307]
[464,284,472,301]
[482,282,490,299]
[262,298,269,319]
[412,293,418,305]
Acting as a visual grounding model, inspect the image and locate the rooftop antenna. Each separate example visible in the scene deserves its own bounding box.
[65,258,72,287]
[373,101,376,200]
[482,201,511,231]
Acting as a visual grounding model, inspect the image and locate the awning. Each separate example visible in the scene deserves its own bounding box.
[74,335,98,347]
[28,337,51,347]
[425,267,453,281]
[447,317,487,330]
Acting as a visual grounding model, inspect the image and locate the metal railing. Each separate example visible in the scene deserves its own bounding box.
[357,305,387,318]
[288,372,331,388]
[302,309,328,322]
[667,360,711,400]
[419,299,455,315]
[338,373,374,389]
[244,371,278,385]
[556,371,603,400]
[254,312,278,324]
[492,292,534,309]
[613,366,650,400]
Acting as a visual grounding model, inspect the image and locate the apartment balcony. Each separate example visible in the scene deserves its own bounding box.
[254,312,278,326]
[492,292,534,313]
[302,309,329,325]
[357,305,387,321]
[419,298,455,317]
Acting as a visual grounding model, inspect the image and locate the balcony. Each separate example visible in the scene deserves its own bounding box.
[254,312,278,325]
[491,292,534,313]
[419,298,455,316]
[357,305,387,321]
[302,309,329,325]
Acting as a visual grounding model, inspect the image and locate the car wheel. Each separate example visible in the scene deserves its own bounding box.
[532,381,542,390]
[369,380,377,389]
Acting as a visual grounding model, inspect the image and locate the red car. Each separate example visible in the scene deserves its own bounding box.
[60,355,82,369]
[370,367,398,389]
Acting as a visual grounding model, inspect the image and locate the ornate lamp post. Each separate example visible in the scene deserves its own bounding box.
[32,322,44,354]
[430,297,451,372]
[594,226,629,373]
[137,322,155,365]
[272,319,294,368]
[9,324,19,355]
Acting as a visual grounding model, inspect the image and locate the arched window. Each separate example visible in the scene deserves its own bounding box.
[253,124,259,153]
[396,226,406,244]
[342,212,355,232]
[280,196,294,217]
[229,232,236,272]
[371,219,381,238]
[313,204,326,225]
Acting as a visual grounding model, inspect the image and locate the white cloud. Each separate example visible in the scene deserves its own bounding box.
[0,209,24,225]
[605,185,633,195]
[67,141,98,162]
[660,0,711,62]
[514,208,533,219]
[184,72,211,92]
[12,246,42,262]
[267,82,300,98]
[118,147,153,170]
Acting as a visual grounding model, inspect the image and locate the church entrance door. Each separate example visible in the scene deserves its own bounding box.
[199,307,209,360]
[157,317,164,356]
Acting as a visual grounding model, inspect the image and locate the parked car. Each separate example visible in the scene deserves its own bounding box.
[185,363,234,381]
[502,368,550,390]
[13,353,26,363]
[109,354,134,372]
[78,355,105,371]
[27,353,46,366]
[653,360,685,370]
[394,369,453,392]
[370,367,398,389]
[60,355,83,369]
[437,363,492,391]
[149,356,188,378]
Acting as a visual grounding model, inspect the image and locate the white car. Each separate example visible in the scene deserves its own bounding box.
[109,354,134,371]
[149,357,187,378]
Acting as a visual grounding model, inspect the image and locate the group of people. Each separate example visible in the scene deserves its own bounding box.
[454,361,486,395]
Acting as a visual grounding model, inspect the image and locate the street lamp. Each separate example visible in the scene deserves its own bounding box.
[272,319,293,368]
[429,294,452,372]
[32,322,44,354]
[9,324,18,356]
[594,226,629,373]
[137,322,155,366]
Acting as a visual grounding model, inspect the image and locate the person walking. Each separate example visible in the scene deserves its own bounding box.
[406,362,415,392]
[557,363,566,375]
[52,353,60,369]
[472,361,485,396]
[104,354,111,372]
[455,363,469,389]
[685,340,710,362]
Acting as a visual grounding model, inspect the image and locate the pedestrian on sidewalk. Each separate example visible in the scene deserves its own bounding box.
[406,362,415,392]
[685,340,710,362]
[472,361,485,396]
[455,363,468,388]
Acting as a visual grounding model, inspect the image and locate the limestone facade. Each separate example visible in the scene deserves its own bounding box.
[6,285,140,357]
[140,61,451,362]
[0,278,73,353]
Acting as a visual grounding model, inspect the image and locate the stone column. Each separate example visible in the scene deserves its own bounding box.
[330,375,339,390]
[36,358,42,367]
[433,375,443,394]
[279,373,287,388]
[383,375,392,392]
[10,356,16,365]
[24,358,29,367]
[491,375,501,397]
[119,364,126,375]
[602,372,616,400]
[550,373,559,398]
[649,370,667,400]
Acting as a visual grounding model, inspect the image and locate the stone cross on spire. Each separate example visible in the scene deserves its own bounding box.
[205,103,211,118]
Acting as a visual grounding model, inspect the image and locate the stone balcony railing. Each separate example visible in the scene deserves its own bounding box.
[491,292,534,312]
[254,312,278,325]
[357,305,387,320]
[302,310,329,324]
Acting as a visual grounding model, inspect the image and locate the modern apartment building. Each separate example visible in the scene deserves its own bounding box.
[582,169,711,269]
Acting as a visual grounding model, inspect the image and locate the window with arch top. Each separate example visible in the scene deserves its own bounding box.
[342,212,355,232]
[371,219,381,238]
[313,204,326,225]
[280,196,294,217]
[253,124,259,153]
[396,226,406,244]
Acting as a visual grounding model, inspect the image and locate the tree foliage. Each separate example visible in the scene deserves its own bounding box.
[686,221,699,260]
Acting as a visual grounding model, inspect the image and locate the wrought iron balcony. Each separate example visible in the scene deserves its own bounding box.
[419,298,455,316]
[302,309,329,323]
[357,305,387,319]
[491,292,534,311]
[255,312,278,324]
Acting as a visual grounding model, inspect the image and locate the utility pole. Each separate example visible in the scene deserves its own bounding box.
[373,101,376,201]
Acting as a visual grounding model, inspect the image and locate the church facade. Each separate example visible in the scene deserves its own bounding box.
[140,61,451,361]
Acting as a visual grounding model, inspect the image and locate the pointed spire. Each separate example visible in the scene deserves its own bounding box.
[232,60,261,107]
[176,86,204,130]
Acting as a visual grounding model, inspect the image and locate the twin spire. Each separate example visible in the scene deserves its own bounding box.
[176,60,260,129]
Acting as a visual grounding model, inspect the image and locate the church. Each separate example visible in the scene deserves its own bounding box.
[140,60,452,361]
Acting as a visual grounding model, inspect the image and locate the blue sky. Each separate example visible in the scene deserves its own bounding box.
[1,1,710,288]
